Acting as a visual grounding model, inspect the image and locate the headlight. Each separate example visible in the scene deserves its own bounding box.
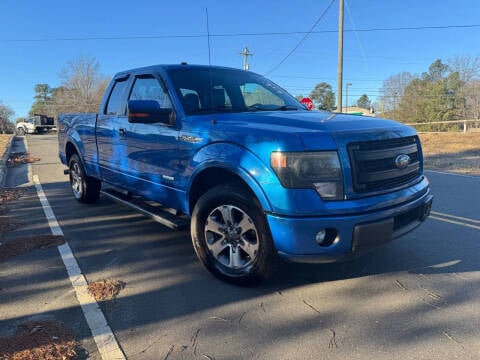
[271,151,344,200]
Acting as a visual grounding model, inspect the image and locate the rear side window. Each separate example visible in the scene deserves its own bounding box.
[106,78,129,115]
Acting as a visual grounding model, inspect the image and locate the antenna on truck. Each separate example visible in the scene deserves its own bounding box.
[205,7,215,112]
[206,8,211,66]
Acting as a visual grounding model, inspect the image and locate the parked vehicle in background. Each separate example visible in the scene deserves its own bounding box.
[58,64,433,285]
[16,114,55,135]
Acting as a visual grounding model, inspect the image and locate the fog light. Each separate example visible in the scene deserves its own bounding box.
[316,229,327,244]
[315,228,339,247]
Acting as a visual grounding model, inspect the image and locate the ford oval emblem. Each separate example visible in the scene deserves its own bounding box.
[395,154,410,169]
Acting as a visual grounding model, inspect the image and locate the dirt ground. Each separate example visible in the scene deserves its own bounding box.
[0,134,13,159]
[419,132,480,175]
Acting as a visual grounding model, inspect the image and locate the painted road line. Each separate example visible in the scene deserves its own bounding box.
[431,211,480,224]
[33,174,126,360]
[425,169,479,179]
[430,215,480,231]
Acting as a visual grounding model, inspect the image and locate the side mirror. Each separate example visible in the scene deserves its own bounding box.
[127,100,174,125]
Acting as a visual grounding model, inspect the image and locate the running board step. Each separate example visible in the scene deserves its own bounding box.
[100,188,189,230]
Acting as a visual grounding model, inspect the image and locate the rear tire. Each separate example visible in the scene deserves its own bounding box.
[191,183,277,285]
[68,154,101,204]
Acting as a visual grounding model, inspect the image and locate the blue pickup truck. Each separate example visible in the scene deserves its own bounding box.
[58,64,433,284]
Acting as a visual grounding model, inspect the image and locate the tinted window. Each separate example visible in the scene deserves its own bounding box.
[167,67,302,115]
[129,76,172,109]
[106,78,128,115]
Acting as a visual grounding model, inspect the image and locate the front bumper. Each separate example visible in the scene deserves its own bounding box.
[267,189,433,264]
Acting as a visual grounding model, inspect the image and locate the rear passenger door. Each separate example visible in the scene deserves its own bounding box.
[96,74,131,185]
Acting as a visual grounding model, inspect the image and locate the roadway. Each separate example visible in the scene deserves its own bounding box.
[1,134,479,359]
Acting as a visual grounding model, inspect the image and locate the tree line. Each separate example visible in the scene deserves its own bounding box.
[28,55,110,122]
[0,101,15,133]
[0,55,108,133]
[379,56,480,128]
[0,55,479,132]
[300,56,480,127]
[297,83,372,113]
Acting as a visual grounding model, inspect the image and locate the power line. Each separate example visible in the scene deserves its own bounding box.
[276,75,385,81]
[3,24,478,43]
[344,0,369,72]
[264,0,336,75]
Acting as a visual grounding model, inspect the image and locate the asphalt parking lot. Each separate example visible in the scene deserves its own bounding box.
[1,134,479,359]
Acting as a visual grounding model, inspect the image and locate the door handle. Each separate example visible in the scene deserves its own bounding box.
[119,128,126,138]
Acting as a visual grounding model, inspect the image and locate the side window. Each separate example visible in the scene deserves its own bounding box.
[106,78,129,115]
[212,85,232,108]
[129,76,172,109]
[179,88,200,113]
[178,87,231,114]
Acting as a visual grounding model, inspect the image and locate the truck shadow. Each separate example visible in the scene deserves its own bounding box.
[2,168,479,357]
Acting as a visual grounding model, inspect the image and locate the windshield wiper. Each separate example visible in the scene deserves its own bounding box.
[248,104,304,112]
[277,105,304,111]
[247,104,269,112]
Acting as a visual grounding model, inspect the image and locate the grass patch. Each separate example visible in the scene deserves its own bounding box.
[419,133,480,155]
[0,320,78,360]
[419,133,480,175]
[0,134,13,159]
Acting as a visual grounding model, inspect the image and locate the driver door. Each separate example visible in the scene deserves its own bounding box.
[122,75,181,206]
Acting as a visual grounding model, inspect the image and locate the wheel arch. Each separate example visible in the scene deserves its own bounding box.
[188,165,272,216]
[65,141,79,164]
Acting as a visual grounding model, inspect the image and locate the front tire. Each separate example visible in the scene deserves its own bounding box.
[16,127,25,136]
[191,184,277,285]
[68,154,101,203]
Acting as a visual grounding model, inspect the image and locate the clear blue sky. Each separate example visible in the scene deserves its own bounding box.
[1,0,479,118]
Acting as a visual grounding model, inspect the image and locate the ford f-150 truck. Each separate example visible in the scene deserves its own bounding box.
[58,64,433,284]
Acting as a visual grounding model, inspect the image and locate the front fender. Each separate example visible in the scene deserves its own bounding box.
[188,142,280,213]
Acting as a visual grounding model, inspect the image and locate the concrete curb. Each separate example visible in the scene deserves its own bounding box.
[0,135,15,187]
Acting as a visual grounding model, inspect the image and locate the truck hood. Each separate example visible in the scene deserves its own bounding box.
[199,110,416,151]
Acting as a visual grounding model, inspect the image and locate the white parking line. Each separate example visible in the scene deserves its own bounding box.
[431,211,480,224]
[33,175,126,360]
[430,215,480,231]
[425,169,479,179]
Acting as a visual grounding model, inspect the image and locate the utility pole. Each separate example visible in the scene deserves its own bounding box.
[240,47,253,70]
[336,0,344,112]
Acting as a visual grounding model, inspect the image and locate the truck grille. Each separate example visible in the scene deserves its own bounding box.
[348,136,421,193]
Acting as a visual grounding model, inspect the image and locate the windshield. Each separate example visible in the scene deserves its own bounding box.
[166,67,305,115]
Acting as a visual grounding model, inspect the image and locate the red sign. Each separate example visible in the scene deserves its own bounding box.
[300,97,314,110]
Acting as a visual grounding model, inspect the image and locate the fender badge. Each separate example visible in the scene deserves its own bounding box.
[179,135,203,143]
